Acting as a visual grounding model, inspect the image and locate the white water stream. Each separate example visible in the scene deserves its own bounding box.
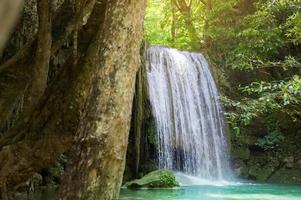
[146,46,232,181]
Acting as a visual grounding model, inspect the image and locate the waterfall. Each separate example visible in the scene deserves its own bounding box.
[146,46,231,181]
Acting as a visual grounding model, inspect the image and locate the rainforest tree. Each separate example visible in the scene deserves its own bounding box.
[0,0,145,199]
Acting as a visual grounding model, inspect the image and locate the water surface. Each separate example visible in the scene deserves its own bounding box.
[18,183,301,200]
[120,183,301,200]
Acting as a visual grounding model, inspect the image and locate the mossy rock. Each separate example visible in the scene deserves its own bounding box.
[268,168,301,184]
[238,163,249,178]
[124,170,179,188]
[248,165,275,181]
[232,146,250,161]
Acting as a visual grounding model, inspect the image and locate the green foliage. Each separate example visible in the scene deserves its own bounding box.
[159,171,180,187]
[147,124,157,145]
[222,75,301,135]
[145,0,206,50]
[256,130,285,150]
[125,170,179,188]
[145,0,301,147]
[231,1,301,70]
[287,12,301,44]
[212,0,301,140]
[144,0,172,46]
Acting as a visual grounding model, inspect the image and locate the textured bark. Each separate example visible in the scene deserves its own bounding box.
[0,0,24,55]
[0,0,97,134]
[0,1,106,197]
[0,54,92,198]
[22,0,52,122]
[0,0,145,198]
[60,0,146,199]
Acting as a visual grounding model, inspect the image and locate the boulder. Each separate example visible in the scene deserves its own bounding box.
[124,170,179,188]
[248,164,275,181]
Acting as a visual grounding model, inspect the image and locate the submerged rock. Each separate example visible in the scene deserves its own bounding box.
[124,170,180,188]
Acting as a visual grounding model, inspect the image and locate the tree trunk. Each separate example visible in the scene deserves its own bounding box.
[182,11,199,49]
[203,0,212,47]
[0,0,145,199]
[173,0,199,49]
[0,0,75,133]
[171,0,176,44]
[0,0,24,55]
[0,0,105,197]
[60,0,145,199]
[22,0,52,123]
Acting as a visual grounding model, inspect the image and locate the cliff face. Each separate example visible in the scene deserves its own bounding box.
[202,0,301,185]
[230,114,301,184]
[125,46,301,185]
[209,57,301,184]
[124,43,158,182]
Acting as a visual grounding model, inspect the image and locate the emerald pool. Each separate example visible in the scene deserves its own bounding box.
[17,182,301,200]
[119,183,301,200]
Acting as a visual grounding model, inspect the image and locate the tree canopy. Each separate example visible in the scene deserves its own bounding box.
[145,0,301,149]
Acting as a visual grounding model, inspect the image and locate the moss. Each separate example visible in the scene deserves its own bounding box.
[124,170,179,188]
[248,165,275,181]
[147,124,157,145]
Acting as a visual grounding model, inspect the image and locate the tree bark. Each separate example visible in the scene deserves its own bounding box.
[0,0,97,134]
[0,0,24,55]
[60,0,146,199]
[0,0,145,199]
[22,0,52,122]
[0,1,106,197]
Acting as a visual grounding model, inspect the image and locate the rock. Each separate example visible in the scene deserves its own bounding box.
[248,164,275,181]
[269,168,301,184]
[284,156,294,169]
[31,173,43,187]
[124,170,180,188]
[238,163,249,178]
[297,159,301,167]
[232,146,250,161]
[232,160,248,178]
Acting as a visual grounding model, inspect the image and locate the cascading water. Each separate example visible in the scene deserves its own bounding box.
[146,46,232,181]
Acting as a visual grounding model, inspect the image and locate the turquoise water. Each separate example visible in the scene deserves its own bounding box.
[17,183,301,200]
[119,184,301,200]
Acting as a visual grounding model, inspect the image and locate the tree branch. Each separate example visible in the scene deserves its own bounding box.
[189,0,193,9]
[199,0,207,5]
[0,0,95,74]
